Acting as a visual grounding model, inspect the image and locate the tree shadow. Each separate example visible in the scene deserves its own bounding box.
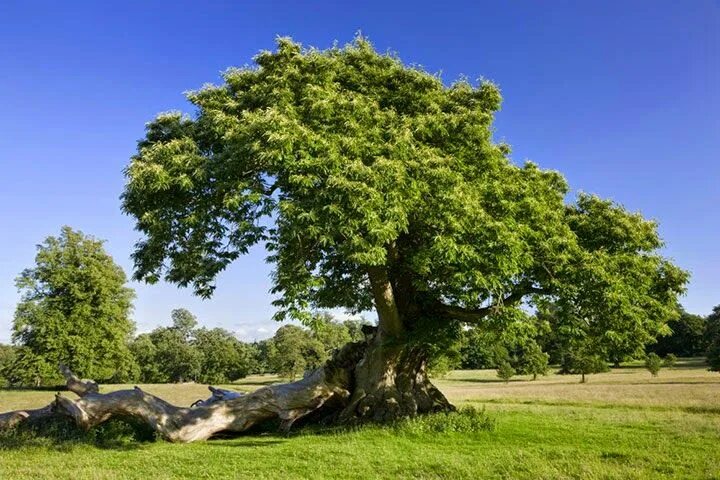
[0,416,151,452]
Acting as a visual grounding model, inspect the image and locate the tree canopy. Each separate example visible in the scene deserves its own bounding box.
[9,226,136,384]
[122,36,687,356]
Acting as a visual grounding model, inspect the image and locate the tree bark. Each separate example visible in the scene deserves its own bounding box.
[0,331,453,442]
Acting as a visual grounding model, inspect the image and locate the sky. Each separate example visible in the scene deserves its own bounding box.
[0,1,718,343]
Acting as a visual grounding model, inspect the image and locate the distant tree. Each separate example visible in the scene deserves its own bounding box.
[645,353,662,377]
[514,342,550,380]
[342,318,372,342]
[705,306,720,373]
[563,346,609,383]
[129,333,162,382]
[311,312,353,353]
[9,227,136,385]
[194,327,252,383]
[650,309,706,357]
[0,344,17,385]
[496,361,515,383]
[267,325,325,379]
[663,353,677,368]
[460,327,499,369]
[171,308,198,339]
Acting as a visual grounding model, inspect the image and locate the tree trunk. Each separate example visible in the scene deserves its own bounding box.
[0,331,453,442]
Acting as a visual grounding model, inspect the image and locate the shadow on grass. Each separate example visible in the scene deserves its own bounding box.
[207,439,286,447]
[0,416,153,452]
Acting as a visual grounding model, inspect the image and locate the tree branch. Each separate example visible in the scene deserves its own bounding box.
[438,282,546,324]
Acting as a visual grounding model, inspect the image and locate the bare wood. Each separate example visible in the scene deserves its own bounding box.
[0,341,366,441]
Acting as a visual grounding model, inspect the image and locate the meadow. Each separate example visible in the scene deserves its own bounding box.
[0,358,718,479]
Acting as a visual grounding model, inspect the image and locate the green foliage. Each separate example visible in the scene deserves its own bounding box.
[514,342,549,380]
[564,350,609,383]
[650,309,707,357]
[129,308,257,383]
[705,305,720,372]
[0,344,17,385]
[267,325,325,380]
[194,327,255,383]
[644,353,662,377]
[9,227,136,385]
[496,361,515,382]
[121,36,686,369]
[663,353,677,368]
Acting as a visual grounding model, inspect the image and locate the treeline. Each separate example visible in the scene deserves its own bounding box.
[447,305,720,380]
[0,309,369,387]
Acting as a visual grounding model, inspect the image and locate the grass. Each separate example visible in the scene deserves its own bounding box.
[0,358,718,479]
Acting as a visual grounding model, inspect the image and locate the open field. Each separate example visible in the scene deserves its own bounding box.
[1,358,718,479]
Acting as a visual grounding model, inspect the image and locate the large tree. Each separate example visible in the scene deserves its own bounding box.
[1,37,687,440]
[7,227,137,384]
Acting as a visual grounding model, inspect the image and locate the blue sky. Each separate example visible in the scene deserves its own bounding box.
[0,1,718,343]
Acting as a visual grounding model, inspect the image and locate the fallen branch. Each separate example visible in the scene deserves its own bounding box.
[0,340,366,442]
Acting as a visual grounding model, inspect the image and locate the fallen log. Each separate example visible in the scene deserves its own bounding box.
[0,339,366,442]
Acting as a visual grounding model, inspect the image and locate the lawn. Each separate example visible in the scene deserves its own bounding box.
[0,358,718,479]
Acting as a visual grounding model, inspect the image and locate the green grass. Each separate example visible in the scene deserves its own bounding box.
[1,359,719,479]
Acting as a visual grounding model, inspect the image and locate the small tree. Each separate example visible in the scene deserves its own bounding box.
[565,349,609,383]
[519,343,550,380]
[645,353,662,377]
[662,353,677,368]
[497,361,515,383]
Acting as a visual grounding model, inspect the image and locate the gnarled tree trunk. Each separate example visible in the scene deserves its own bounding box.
[0,330,453,442]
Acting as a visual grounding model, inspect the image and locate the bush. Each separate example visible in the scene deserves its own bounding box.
[496,361,515,383]
[663,353,677,368]
[645,353,662,377]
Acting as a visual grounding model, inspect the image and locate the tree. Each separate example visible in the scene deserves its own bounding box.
[650,309,706,357]
[267,325,325,379]
[496,362,515,383]
[2,37,688,441]
[194,327,253,383]
[565,348,609,383]
[129,333,163,382]
[705,306,720,372]
[0,344,17,386]
[645,353,662,377]
[8,227,136,384]
[514,343,549,380]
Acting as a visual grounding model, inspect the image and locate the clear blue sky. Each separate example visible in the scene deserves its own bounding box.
[0,1,718,343]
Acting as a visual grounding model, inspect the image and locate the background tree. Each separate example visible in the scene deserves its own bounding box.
[120,36,688,422]
[649,309,706,357]
[0,344,17,386]
[496,361,515,383]
[645,353,662,377]
[129,333,163,382]
[8,227,136,385]
[705,306,720,372]
[194,327,254,383]
[267,325,324,379]
[564,346,609,383]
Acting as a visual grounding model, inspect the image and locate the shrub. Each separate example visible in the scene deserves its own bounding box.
[496,361,515,383]
[663,353,677,368]
[645,353,662,377]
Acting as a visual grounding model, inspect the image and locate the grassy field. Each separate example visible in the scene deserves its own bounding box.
[0,358,718,479]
